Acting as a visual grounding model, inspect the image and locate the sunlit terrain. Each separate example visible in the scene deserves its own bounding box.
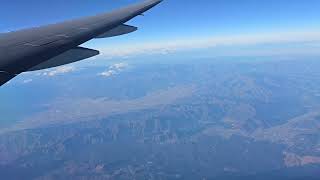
[0,56,320,179]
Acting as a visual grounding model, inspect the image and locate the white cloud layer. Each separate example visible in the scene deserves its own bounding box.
[96,30,320,58]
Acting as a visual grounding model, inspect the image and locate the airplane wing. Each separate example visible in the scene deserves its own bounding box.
[0,0,162,86]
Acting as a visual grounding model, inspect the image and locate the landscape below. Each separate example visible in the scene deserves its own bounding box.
[0,57,320,180]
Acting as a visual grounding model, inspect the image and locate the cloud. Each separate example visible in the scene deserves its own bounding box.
[110,62,128,70]
[99,63,128,77]
[100,70,116,77]
[22,79,33,84]
[96,30,320,58]
[42,66,76,76]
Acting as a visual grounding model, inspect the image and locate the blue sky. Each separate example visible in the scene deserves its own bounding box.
[1,0,320,125]
[1,0,320,59]
[1,0,320,33]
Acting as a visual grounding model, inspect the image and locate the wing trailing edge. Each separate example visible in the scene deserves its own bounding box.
[95,24,138,38]
[0,71,16,86]
[27,47,99,72]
